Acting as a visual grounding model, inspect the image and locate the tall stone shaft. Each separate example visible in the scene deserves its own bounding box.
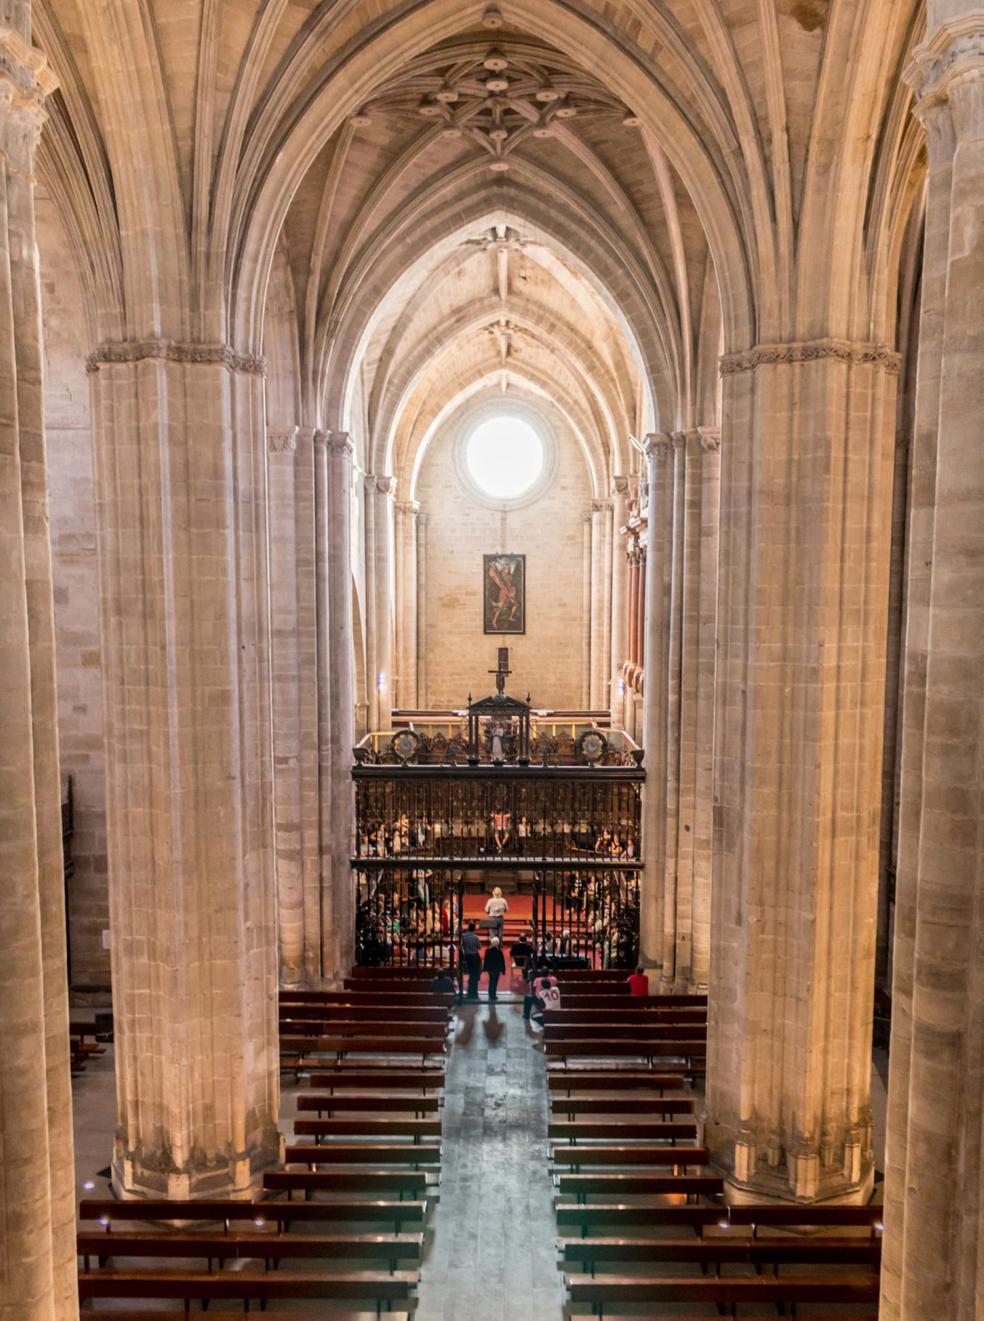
[705,345,898,1202]
[0,14,78,1318]
[88,353,280,1197]
[882,14,984,1316]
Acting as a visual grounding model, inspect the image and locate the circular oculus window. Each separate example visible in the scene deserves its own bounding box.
[464,414,545,501]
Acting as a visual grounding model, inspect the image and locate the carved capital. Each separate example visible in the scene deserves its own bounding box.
[0,27,56,163]
[719,338,900,377]
[642,431,672,461]
[905,13,984,115]
[267,425,298,454]
[612,473,632,497]
[86,338,267,377]
[698,426,721,454]
[327,429,354,459]
[365,472,396,497]
[591,498,613,514]
[395,499,421,516]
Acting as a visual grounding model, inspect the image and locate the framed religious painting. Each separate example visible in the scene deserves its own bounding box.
[483,553,526,634]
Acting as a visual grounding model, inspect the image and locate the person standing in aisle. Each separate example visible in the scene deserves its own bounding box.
[461,922,482,1001]
[482,937,506,1002]
[484,886,509,941]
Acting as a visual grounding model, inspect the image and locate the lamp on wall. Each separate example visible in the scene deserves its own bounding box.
[377,672,386,693]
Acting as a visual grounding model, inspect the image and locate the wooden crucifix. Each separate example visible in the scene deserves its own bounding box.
[489,646,511,696]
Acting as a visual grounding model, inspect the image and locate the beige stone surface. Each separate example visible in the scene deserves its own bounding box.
[8,0,984,1312]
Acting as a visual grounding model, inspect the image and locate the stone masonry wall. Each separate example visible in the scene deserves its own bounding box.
[36,185,109,988]
[416,411,592,709]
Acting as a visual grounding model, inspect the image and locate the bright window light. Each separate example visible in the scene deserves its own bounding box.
[465,415,544,500]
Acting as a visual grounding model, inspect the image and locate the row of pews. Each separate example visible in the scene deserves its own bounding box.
[544,970,883,1318]
[75,967,455,1316]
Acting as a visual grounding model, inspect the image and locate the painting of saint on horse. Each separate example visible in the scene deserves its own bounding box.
[483,553,525,634]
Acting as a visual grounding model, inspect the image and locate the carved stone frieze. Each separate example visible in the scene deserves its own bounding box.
[719,338,900,377]
[86,338,267,377]
[267,426,299,454]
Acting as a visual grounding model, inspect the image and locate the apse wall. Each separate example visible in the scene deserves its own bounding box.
[37,186,109,989]
[415,401,592,709]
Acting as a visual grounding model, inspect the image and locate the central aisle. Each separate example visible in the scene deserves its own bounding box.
[416,998,564,1316]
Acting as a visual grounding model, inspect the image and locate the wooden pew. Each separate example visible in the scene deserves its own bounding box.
[298,1094,441,1115]
[283,989,455,1009]
[77,1268,418,1308]
[81,1312,412,1321]
[280,1034,447,1065]
[79,1197,429,1231]
[543,1008,708,1025]
[547,1071,686,1094]
[283,1143,441,1167]
[556,1172,724,1200]
[562,1272,880,1311]
[549,1097,694,1117]
[548,1119,697,1142]
[557,994,707,1011]
[558,1234,882,1268]
[293,1118,441,1140]
[264,1169,432,1197]
[555,1201,884,1235]
[544,1038,706,1063]
[77,1228,424,1268]
[542,1022,707,1042]
[280,1021,449,1041]
[550,1145,709,1169]
[343,977,449,994]
[307,1068,445,1092]
[280,1004,451,1024]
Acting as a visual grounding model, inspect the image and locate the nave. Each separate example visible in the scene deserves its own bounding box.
[69,964,890,1317]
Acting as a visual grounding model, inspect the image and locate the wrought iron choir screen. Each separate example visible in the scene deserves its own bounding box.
[352,763,643,969]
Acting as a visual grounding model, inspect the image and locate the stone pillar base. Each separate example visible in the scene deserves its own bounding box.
[112,1135,283,1201]
[705,1126,875,1205]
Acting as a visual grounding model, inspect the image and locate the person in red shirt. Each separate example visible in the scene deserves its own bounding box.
[627,965,649,996]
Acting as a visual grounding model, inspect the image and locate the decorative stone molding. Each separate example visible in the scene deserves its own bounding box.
[698,426,721,453]
[0,26,57,167]
[395,499,421,516]
[365,473,396,496]
[612,474,632,497]
[0,25,57,106]
[642,431,673,458]
[591,498,613,513]
[905,13,984,107]
[85,338,267,377]
[267,426,298,454]
[326,429,354,459]
[719,338,900,377]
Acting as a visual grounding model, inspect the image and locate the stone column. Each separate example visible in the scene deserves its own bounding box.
[594,496,610,702]
[0,18,78,1317]
[364,474,395,732]
[415,510,428,705]
[267,425,308,987]
[691,428,721,991]
[705,335,898,1202]
[581,512,592,706]
[633,545,647,668]
[639,434,673,970]
[659,434,687,984]
[323,432,356,982]
[609,476,630,724]
[881,16,984,1317]
[394,500,420,710]
[628,546,636,671]
[588,500,607,707]
[88,346,280,1198]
